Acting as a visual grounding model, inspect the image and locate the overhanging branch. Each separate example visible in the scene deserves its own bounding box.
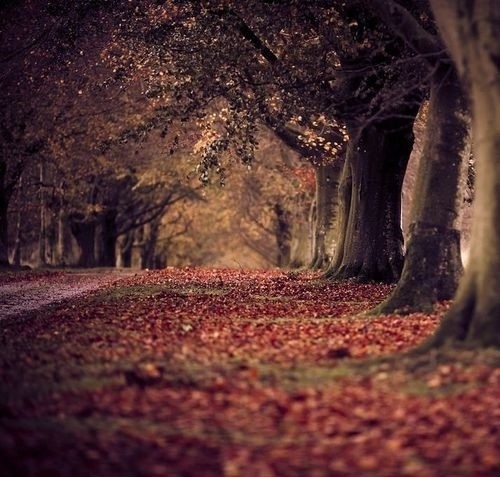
[368,0,444,65]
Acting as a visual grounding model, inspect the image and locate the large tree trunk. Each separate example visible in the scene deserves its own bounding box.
[310,160,343,270]
[326,116,415,283]
[375,64,469,313]
[424,0,500,347]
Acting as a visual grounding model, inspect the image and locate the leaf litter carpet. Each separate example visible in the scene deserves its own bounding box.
[0,267,498,476]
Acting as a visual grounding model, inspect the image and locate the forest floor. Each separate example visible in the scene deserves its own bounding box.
[0,269,137,320]
[0,267,499,476]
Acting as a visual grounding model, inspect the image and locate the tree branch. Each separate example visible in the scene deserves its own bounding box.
[368,0,444,65]
[219,8,279,64]
[0,25,55,64]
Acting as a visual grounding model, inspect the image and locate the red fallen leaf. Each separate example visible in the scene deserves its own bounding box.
[3,267,498,477]
[357,454,379,471]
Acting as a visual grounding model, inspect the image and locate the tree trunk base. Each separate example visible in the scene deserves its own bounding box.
[325,261,400,283]
[370,226,462,315]
[416,270,500,351]
[310,255,329,271]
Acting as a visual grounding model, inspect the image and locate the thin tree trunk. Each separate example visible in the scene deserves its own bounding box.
[38,162,47,267]
[56,210,66,266]
[70,219,97,268]
[289,214,311,269]
[11,213,22,267]
[374,64,469,313]
[308,196,317,267]
[96,210,117,267]
[310,160,343,270]
[11,173,23,267]
[325,155,352,277]
[142,219,162,269]
[117,232,134,268]
[0,159,13,267]
[274,203,291,268]
[0,158,8,266]
[136,226,145,270]
[0,191,9,267]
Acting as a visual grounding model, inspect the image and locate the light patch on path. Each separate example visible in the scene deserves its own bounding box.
[0,271,138,320]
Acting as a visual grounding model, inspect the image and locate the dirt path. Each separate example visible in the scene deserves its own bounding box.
[0,270,138,320]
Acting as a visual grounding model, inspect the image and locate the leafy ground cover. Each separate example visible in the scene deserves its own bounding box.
[0,267,499,476]
[0,269,136,320]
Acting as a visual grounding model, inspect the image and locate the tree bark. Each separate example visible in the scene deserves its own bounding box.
[423,0,500,347]
[375,64,469,313]
[325,155,352,276]
[0,154,24,267]
[55,209,68,266]
[0,193,9,267]
[11,211,22,267]
[143,219,162,269]
[325,116,415,283]
[38,162,47,267]
[310,160,343,270]
[274,203,291,268]
[117,232,134,268]
[96,209,118,267]
[70,217,97,268]
[10,172,24,267]
[289,213,311,269]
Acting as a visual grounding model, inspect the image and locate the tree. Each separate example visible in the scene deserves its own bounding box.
[368,0,471,312]
[117,0,425,281]
[0,5,50,267]
[234,1,422,281]
[0,130,26,266]
[309,159,344,269]
[1,0,202,268]
[421,0,500,347]
[268,122,345,269]
[311,2,424,282]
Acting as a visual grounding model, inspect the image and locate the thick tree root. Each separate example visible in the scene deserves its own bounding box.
[324,263,399,284]
[369,228,462,315]
[417,286,500,351]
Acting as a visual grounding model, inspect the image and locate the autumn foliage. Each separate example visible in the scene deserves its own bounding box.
[1,268,498,476]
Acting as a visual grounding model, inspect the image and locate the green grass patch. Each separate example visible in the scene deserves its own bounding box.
[256,362,354,389]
